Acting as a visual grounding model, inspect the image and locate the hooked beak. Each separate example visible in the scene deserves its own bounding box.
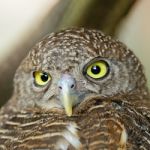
[61,86,73,116]
[58,74,78,117]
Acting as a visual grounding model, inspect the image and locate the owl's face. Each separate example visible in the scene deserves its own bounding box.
[14,28,147,116]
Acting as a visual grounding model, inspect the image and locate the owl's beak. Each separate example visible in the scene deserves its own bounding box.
[61,87,73,116]
[58,74,78,117]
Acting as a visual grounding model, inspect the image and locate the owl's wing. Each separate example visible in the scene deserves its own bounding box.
[74,98,150,150]
[0,99,150,150]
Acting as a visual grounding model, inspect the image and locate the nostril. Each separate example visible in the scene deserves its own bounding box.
[70,84,75,89]
[59,86,62,90]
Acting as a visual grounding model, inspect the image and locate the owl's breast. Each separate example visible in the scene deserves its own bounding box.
[0,99,150,150]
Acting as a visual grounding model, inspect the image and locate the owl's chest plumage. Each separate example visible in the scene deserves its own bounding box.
[0,98,149,150]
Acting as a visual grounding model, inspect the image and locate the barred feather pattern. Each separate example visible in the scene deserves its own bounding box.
[0,98,150,150]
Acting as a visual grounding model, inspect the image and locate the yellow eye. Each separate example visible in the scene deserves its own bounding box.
[33,71,51,86]
[86,61,109,79]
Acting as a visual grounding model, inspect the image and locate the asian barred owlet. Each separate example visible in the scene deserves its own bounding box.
[0,28,150,150]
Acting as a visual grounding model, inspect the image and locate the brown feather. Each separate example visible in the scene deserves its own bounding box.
[0,98,150,149]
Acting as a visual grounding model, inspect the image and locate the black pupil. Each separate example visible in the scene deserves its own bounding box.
[41,73,49,82]
[91,65,101,74]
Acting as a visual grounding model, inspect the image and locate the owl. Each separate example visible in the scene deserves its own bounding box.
[0,28,150,150]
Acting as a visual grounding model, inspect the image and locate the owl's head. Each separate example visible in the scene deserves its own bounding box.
[13,28,149,116]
